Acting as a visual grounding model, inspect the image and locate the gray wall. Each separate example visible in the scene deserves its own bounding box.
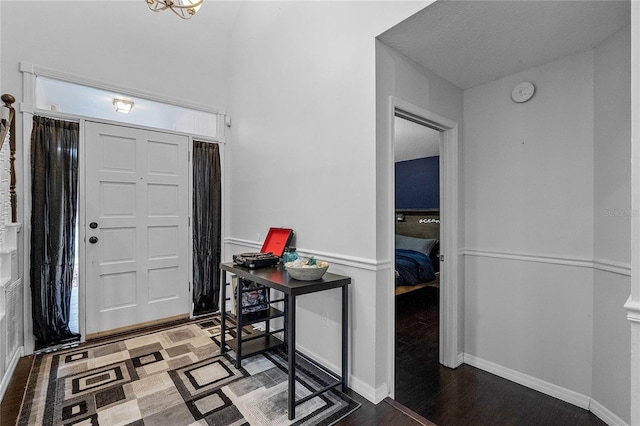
[227,0,430,401]
[592,25,631,424]
[375,39,464,385]
[463,26,631,422]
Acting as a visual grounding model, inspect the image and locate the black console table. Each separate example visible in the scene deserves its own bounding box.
[219,262,351,420]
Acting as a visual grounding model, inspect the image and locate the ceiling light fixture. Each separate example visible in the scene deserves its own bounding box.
[113,98,134,114]
[146,0,203,20]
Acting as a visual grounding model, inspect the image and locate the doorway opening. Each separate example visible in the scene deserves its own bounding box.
[387,98,460,403]
[393,114,442,406]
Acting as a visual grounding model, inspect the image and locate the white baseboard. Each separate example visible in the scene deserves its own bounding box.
[0,346,24,401]
[590,399,630,426]
[295,343,386,404]
[348,375,388,404]
[463,353,631,426]
[463,353,590,409]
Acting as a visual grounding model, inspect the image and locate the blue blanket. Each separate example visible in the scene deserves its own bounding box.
[395,249,436,286]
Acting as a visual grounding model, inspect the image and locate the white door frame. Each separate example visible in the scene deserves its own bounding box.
[627,3,640,423]
[20,63,226,354]
[388,97,461,394]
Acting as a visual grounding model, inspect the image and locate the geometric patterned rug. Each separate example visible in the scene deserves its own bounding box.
[17,314,359,426]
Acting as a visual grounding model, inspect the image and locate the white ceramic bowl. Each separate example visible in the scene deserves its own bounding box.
[285,260,329,281]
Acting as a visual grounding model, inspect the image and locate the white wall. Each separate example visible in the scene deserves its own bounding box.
[0,0,232,352]
[592,25,631,424]
[594,25,631,265]
[463,30,633,423]
[375,41,464,378]
[226,0,429,402]
[592,270,631,423]
[0,0,433,403]
[1,1,231,108]
[375,41,464,258]
[227,1,427,259]
[0,2,2,91]
[630,6,640,425]
[1,0,233,244]
[463,50,596,398]
[464,50,595,258]
[2,0,632,416]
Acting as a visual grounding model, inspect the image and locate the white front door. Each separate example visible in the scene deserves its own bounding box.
[84,122,190,335]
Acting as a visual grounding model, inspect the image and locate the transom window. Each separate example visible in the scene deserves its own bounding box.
[35,76,219,137]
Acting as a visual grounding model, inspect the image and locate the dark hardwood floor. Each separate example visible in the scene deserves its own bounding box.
[0,355,32,426]
[336,393,435,425]
[395,286,606,426]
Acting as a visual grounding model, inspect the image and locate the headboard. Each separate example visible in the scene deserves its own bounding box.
[395,210,440,240]
[395,209,441,284]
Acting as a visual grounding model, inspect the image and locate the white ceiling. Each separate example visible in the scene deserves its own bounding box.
[378,0,631,90]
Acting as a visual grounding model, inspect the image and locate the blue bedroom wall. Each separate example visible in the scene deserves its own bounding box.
[395,156,440,209]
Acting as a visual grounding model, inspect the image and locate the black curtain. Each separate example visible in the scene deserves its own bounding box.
[192,141,221,315]
[30,116,80,348]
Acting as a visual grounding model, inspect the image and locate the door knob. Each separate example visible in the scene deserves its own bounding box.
[89,236,98,244]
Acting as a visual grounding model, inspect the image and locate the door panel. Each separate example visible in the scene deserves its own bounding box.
[85,122,189,335]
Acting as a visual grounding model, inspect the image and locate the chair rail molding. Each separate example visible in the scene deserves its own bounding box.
[223,237,381,271]
[461,248,631,277]
[625,297,640,324]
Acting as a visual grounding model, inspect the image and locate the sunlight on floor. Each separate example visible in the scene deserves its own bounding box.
[70,285,78,334]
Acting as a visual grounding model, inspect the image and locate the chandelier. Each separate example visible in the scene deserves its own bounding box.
[146,0,203,19]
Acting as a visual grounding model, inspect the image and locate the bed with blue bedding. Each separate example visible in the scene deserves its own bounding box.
[395,211,440,295]
[395,248,436,286]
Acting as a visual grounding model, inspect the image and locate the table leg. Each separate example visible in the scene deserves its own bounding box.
[287,294,296,420]
[220,270,227,354]
[235,277,243,369]
[283,294,288,347]
[342,284,348,392]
